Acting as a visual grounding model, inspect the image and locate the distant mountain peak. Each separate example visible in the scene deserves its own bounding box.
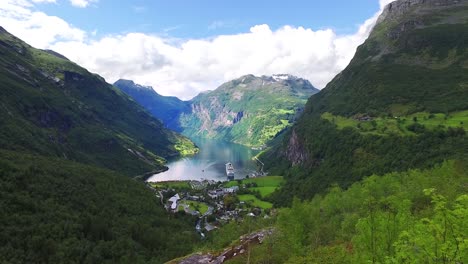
[114,79,154,91]
[271,73,296,81]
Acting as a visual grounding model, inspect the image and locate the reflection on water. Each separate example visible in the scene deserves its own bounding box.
[146,138,260,182]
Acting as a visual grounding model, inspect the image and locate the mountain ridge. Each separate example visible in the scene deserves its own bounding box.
[262,0,468,205]
[181,73,318,147]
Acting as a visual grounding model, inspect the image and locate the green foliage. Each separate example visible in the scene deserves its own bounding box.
[0,150,199,263]
[250,161,468,263]
[392,190,468,263]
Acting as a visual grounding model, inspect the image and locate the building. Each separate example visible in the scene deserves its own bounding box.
[168,194,180,211]
[223,186,239,193]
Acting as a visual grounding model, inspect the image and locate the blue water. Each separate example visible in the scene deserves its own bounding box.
[146,138,260,182]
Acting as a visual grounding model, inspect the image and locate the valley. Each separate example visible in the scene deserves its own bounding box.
[115,74,318,148]
[0,0,467,263]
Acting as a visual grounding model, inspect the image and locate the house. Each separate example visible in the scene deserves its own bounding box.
[168,194,180,211]
[223,186,239,193]
[208,190,221,199]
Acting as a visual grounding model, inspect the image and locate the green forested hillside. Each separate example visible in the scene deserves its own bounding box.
[0,27,200,263]
[180,74,318,147]
[0,26,196,176]
[225,161,468,263]
[262,0,468,205]
[0,150,198,263]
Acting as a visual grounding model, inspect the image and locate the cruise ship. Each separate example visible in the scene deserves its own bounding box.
[225,162,235,180]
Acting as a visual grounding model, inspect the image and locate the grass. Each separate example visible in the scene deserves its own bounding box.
[238,194,273,209]
[185,201,209,214]
[250,187,278,198]
[224,176,284,188]
[322,110,468,136]
[224,176,283,198]
[149,181,190,189]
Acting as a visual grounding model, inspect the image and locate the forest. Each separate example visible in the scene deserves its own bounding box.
[222,160,467,263]
[0,150,200,263]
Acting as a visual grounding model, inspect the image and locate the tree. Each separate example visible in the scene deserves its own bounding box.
[392,190,468,263]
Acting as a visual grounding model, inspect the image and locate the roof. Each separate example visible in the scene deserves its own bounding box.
[168,194,180,210]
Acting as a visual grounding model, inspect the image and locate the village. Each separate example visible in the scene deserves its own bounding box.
[146,176,283,236]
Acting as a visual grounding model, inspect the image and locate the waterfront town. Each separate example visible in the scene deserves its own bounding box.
[146,176,282,236]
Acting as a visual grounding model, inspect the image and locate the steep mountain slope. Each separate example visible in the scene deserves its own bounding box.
[0,27,196,176]
[114,79,190,132]
[0,27,201,262]
[181,74,319,147]
[263,0,468,205]
[0,150,198,263]
[310,0,468,116]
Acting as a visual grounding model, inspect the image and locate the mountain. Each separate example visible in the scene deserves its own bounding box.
[262,0,468,205]
[180,74,319,147]
[113,79,190,132]
[0,27,201,262]
[0,26,197,176]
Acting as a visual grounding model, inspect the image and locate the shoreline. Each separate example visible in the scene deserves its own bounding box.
[134,166,169,181]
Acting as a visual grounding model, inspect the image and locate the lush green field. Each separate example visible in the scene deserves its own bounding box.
[149,181,191,189]
[185,201,209,214]
[238,194,273,209]
[250,187,278,198]
[224,176,283,198]
[224,176,283,188]
[322,110,468,136]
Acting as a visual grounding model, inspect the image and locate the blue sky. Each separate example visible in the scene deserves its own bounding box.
[1,0,392,99]
[36,0,381,39]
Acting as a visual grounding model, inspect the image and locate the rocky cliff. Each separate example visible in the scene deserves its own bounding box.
[180,74,319,147]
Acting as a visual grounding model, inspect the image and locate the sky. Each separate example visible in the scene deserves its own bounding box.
[0,0,394,100]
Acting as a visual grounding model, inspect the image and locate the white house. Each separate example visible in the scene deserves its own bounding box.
[168,194,180,211]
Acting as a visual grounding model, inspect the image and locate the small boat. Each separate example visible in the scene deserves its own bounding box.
[226,162,235,179]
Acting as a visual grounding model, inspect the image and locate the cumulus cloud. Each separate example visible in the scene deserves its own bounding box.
[69,0,97,8]
[0,0,395,100]
[32,0,56,3]
[0,0,86,48]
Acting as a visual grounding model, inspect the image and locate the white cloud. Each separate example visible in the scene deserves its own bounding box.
[69,0,96,8]
[32,0,56,3]
[0,0,393,100]
[380,0,395,8]
[0,0,86,48]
